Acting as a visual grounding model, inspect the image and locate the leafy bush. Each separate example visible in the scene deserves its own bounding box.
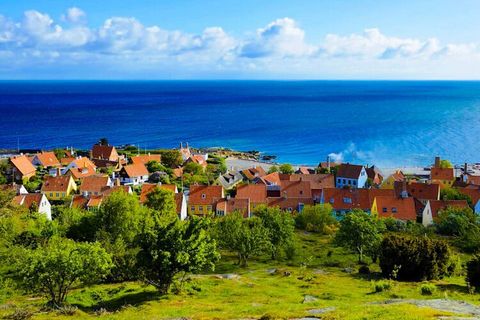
[372,280,391,293]
[466,254,480,292]
[379,234,451,281]
[436,206,476,236]
[3,308,33,320]
[295,204,336,234]
[420,283,436,295]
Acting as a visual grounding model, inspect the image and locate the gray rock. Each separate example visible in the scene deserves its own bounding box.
[266,268,277,274]
[308,307,336,314]
[302,295,318,303]
[342,267,354,273]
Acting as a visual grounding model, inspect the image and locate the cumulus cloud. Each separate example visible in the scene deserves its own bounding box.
[0,8,479,78]
[240,18,315,58]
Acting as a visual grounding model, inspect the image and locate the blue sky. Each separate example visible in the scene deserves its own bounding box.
[1,0,480,79]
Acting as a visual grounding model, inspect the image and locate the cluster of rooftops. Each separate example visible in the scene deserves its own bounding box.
[3,143,480,227]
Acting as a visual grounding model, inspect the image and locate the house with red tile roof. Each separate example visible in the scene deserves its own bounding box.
[63,157,97,174]
[188,185,224,216]
[102,185,133,196]
[457,187,480,214]
[430,157,455,188]
[241,166,267,181]
[79,175,112,196]
[335,163,367,188]
[422,199,470,226]
[235,184,267,211]
[13,193,51,220]
[70,194,103,211]
[31,152,60,168]
[295,167,315,175]
[393,181,440,205]
[216,198,251,218]
[91,144,119,162]
[41,175,77,200]
[366,165,383,187]
[8,155,36,182]
[118,163,149,185]
[371,195,417,221]
[139,183,178,203]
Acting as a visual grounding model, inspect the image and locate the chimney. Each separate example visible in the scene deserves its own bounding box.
[56,167,61,176]
[434,156,440,168]
[464,162,468,173]
[400,180,408,199]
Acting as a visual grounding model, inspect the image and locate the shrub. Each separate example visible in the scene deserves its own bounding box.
[466,254,480,291]
[372,280,391,293]
[420,283,436,295]
[295,204,336,234]
[379,234,451,281]
[3,308,33,320]
[358,265,370,275]
[436,206,475,236]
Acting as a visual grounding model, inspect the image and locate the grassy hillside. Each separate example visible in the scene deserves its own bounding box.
[1,231,479,320]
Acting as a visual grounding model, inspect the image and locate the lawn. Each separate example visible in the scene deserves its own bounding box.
[1,231,480,319]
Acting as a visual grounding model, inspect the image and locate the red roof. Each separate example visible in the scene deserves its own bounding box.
[10,155,36,177]
[189,185,224,206]
[236,184,267,204]
[131,154,162,165]
[13,193,44,209]
[375,196,417,221]
[289,174,335,189]
[121,163,149,178]
[41,175,74,192]
[241,167,267,180]
[139,183,158,203]
[79,175,110,194]
[458,187,480,205]
[394,181,440,201]
[280,180,312,199]
[323,188,371,210]
[467,175,480,186]
[92,145,119,161]
[430,167,455,181]
[337,163,364,179]
[71,195,89,209]
[68,165,97,179]
[34,152,60,167]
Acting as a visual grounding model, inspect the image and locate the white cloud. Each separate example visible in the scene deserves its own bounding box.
[63,7,86,24]
[0,9,479,78]
[239,18,315,58]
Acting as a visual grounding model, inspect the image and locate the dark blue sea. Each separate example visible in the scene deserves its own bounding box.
[1,81,480,167]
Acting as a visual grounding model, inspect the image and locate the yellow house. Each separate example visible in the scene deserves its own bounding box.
[380,170,405,189]
[430,167,455,188]
[41,175,77,201]
[188,185,224,216]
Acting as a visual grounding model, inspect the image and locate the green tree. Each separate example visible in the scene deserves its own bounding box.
[146,160,167,173]
[335,210,385,263]
[439,159,453,168]
[279,163,294,174]
[440,188,473,206]
[145,187,177,221]
[184,162,204,175]
[95,191,148,281]
[268,165,279,174]
[295,204,337,233]
[216,213,270,266]
[159,150,182,168]
[15,237,112,307]
[136,217,219,294]
[254,206,295,259]
[436,206,476,236]
[98,138,109,146]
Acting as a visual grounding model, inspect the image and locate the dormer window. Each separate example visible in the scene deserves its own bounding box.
[392,207,397,213]
[382,207,387,213]
[201,194,206,199]
[343,197,352,204]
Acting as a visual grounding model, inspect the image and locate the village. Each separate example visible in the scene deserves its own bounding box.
[1,139,479,228]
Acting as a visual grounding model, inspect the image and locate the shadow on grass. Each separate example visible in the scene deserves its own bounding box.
[74,290,163,313]
[436,283,468,294]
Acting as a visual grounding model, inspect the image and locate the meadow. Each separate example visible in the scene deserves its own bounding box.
[1,231,479,320]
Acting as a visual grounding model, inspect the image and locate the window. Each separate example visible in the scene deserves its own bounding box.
[353,180,357,185]
[191,206,195,211]
[337,178,341,184]
[207,205,212,211]
[299,190,303,195]
[298,203,305,212]
[199,206,203,211]
[342,179,346,184]
[287,207,293,212]
[62,193,65,197]
[392,207,398,213]
[348,180,351,185]
[382,207,387,213]
[201,194,206,199]
[56,193,59,197]
[50,193,53,197]
[343,197,352,204]
[329,197,334,204]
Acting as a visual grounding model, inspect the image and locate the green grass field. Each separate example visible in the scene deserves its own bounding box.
[1,231,479,319]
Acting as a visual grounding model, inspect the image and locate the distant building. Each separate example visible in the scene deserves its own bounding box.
[380,170,405,189]
[91,144,119,162]
[79,175,113,196]
[188,185,224,216]
[13,193,52,220]
[430,156,455,188]
[31,152,61,168]
[335,164,367,188]
[422,199,470,226]
[8,155,36,182]
[118,163,149,186]
[371,195,417,222]
[41,175,77,200]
